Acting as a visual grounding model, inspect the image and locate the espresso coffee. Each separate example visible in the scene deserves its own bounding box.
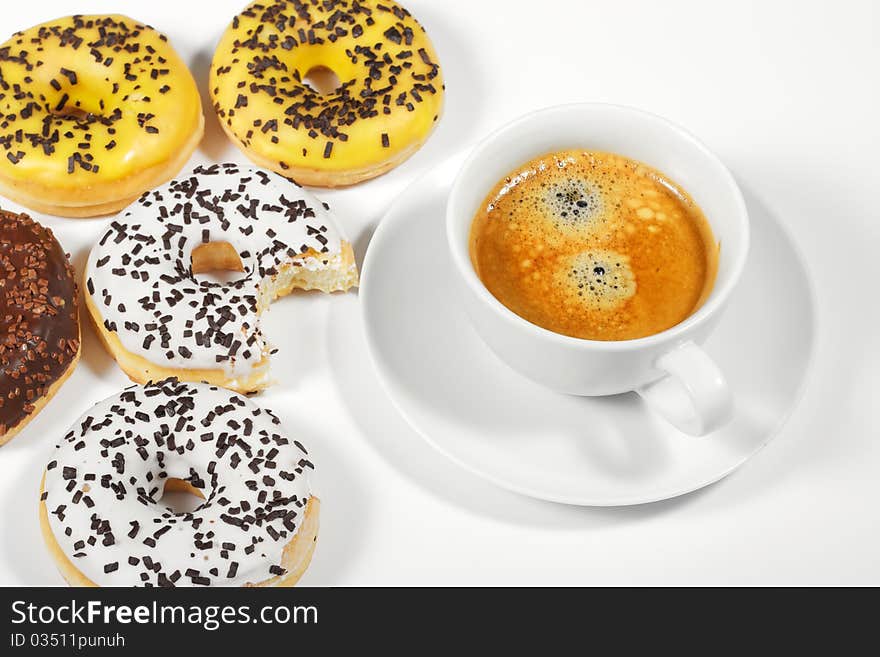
[469,150,719,341]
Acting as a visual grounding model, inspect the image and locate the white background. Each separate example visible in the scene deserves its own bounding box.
[0,0,878,585]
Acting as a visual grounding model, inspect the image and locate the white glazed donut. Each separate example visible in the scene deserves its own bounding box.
[84,162,358,393]
[40,378,319,587]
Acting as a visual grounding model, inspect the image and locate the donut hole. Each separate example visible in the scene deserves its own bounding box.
[191,241,247,284]
[50,106,98,122]
[48,91,106,123]
[302,65,342,95]
[161,477,206,514]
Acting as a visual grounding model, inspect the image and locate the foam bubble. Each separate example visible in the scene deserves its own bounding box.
[557,249,636,310]
[543,177,603,227]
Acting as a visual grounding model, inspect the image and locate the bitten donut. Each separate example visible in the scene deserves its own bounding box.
[210,0,444,187]
[0,15,204,217]
[0,208,79,445]
[85,162,358,393]
[40,378,319,587]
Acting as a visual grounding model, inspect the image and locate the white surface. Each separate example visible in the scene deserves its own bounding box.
[0,0,877,585]
[360,154,815,505]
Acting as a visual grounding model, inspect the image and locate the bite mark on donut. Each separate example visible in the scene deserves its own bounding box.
[85,162,358,391]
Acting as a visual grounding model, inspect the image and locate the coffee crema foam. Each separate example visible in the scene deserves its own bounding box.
[469,150,719,341]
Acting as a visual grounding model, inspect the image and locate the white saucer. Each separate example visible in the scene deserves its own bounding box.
[360,155,817,506]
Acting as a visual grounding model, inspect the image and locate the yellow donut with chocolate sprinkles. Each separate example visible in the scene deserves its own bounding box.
[0,208,79,445]
[0,15,204,217]
[211,0,444,187]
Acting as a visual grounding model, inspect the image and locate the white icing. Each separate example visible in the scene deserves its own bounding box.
[86,162,344,376]
[42,379,314,587]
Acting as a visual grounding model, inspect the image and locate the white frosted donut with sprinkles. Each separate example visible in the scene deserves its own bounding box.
[84,162,358,393]
[40,378,319,587]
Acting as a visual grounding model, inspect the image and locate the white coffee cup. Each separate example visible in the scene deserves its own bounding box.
[446,103,749,436]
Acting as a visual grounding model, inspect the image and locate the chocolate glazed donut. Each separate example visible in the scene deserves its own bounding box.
[0,209,80,444]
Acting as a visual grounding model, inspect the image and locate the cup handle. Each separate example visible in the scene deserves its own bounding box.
[636,341,733,436]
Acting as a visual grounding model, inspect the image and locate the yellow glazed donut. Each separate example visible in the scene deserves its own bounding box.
[210,0,444,187]
[0,15,204,217]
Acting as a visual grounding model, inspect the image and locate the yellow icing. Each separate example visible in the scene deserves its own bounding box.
[210,0,444,176]
[0,15,202,193]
